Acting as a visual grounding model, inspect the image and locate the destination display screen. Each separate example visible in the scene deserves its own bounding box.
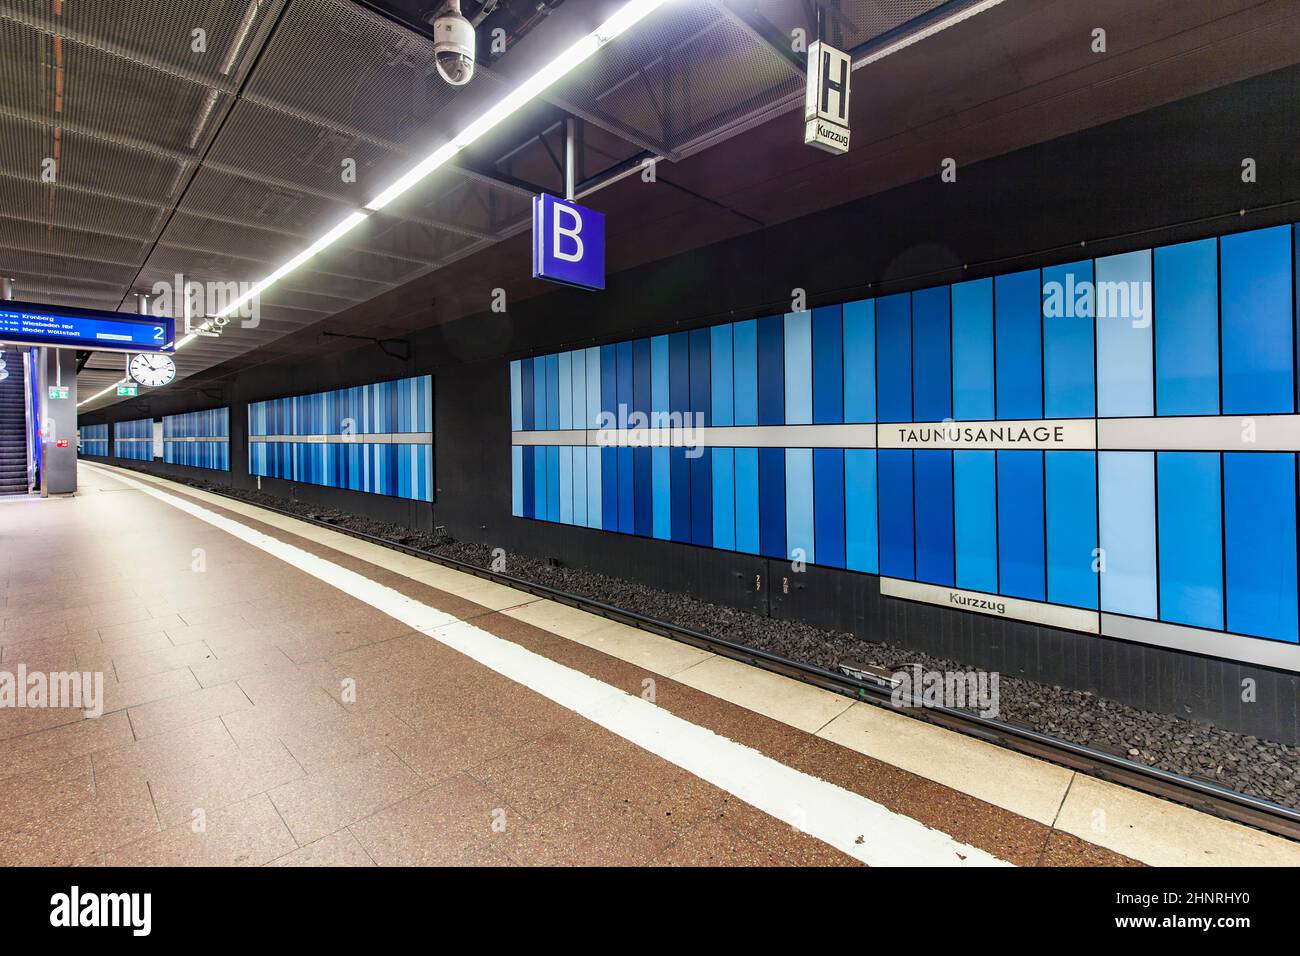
[0,301,173,353]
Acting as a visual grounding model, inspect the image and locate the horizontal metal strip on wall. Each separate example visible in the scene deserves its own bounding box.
[880,577,1101,634]
[518,416,1300,452]
[162,436,230,443]
[512,424,879,448]
[1100,614,1300,673]
[249,433,432,445]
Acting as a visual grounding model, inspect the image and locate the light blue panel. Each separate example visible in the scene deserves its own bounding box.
[842,299,875,423]
[558,446,573,525]
[533,356,547,431]
[844,449,878,573]
[711,325,734,427]
[558,351,573,430]
[571,347,586,434]
[712,447,736,550]
[511,446,523,516]
[585,347,601,428]
[951,279,995,421]
[651,335,669,419]
[1096,249,1154,417]
[733,319,759,426]
[953,450,997,592]
[785,448,815,563]
[652,446,671,539]
[510,360,522,431]
[572,444,588,527]
[1098,451,1158,617]
[586,446,602,529]
[783,311,813,425]
[734,447,760,554]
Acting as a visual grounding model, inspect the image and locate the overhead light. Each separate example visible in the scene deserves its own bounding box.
[77,377,129,408]
[852,0,1007,69]
[367,0,672,211]
[157,0,673,356]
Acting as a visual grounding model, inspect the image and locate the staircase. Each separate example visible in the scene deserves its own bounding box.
[0,347,30,495]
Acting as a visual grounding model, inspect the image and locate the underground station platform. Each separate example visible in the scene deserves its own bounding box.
[1,0,1299,935]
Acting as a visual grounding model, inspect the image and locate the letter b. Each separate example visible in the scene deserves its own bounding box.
[553,204,584,263]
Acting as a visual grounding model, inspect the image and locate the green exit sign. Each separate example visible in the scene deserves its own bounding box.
[48,386,68,400]
[117,385,138,397]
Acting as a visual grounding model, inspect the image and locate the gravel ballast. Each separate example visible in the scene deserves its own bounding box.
[151,471,1300,812]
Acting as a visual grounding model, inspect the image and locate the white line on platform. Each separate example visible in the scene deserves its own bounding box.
[85,463,1010,867]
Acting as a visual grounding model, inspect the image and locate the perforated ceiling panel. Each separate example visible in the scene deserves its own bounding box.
[0,0,958,410]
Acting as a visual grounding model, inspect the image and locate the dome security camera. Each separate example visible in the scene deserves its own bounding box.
[432,0,475,87]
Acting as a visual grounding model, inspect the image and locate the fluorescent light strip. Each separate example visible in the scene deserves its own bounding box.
[368,0,669,211]
[852,0,1007,69]
[162,0,671,353]
[77,377,128,408]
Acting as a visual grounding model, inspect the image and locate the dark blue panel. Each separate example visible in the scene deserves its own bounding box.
[633,447,652,536]
[633,337,652,419]
[545,353,560,430]
[617,446,634,533]
[546,445,560,521]
[812,305,844,425]
[616,341,633,425]
[914,449,954,586]
[521,358,535,431]
[758,447,786,558]
[813,448,846,569]
[689,328,712,426]
[1224,452,1298,641]
[1157,451,1223,630]
[670,446,692,542]
[601,446,618,530]
[911,286,952,422]
[997,450,1045,601]
[994,269,1043,420]
[600,345,617,422]
[668,332,691,418]
[1221,225,1293,414]
[875,293,912,423]
[757,313,785,426]
[877,449,914,579]
[690,448,713,547]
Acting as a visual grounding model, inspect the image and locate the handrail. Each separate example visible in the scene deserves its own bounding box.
[21,348,35,494]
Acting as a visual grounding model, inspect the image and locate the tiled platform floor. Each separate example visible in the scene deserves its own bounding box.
[0,464,1284,866]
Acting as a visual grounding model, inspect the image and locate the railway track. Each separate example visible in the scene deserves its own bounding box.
[116,467,1300,844]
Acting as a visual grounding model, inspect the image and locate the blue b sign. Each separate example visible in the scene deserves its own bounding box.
[532,193,605,291]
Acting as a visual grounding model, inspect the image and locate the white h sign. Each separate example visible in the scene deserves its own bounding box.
[804,40,851,154]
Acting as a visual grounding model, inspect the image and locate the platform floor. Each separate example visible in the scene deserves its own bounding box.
[0,462,1294,866]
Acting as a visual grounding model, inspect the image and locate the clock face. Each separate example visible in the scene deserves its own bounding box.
[129,353,176,388]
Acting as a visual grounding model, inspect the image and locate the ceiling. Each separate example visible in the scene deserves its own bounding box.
[3,0,1299,410]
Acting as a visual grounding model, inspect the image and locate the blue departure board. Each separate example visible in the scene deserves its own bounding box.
[0,301,173,352]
